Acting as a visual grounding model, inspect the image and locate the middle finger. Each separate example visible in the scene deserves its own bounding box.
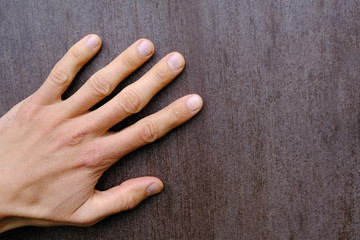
[64,39,155,116]
[81,52,185,133]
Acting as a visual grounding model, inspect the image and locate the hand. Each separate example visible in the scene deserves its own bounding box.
[0,34,203,232]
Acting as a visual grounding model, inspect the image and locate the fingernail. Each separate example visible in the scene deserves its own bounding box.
[168,53,184,70]
[138,40,153,56]
[186,95,203,111]
[146,183,163,197]
[86,35,100,48]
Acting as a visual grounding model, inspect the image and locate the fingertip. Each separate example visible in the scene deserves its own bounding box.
[85,34,102,48]
[138,38,155,57]
[89,33,101,41]
[146,180,164,197]
[172,51,185,61]
[168,52,185,70]
[138,38,154,46]
[186,94,203,112]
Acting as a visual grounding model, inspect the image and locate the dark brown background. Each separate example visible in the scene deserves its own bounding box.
[1,0,360,239]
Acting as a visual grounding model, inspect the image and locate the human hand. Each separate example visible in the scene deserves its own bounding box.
[0,34,203,232]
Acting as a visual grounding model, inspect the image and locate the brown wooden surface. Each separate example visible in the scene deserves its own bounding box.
[1,0,360,239]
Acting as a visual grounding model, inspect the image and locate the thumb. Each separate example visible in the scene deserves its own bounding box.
[71,176,163,226]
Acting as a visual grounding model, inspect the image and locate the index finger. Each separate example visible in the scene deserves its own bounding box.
[33,34,102,104]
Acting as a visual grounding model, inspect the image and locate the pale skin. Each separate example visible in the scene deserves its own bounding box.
[0,34,203,233]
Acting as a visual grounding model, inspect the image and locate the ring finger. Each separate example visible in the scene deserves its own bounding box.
[95,94,203,163]
[81,52,185,133]
[64,39,155,116]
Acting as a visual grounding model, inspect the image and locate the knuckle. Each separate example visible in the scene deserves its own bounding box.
[68,48,85,65]
[87,75,112,97]
[76,144,105,168]
[152,68,169,86]
[137,120,158,143]
[15,101,65,129]
[118,90,142,114]
[120,194,140,211]
[171,105,188,123]
[60,129,89,147]
[15,101,43,126]
[121,56,138,70]
[49,66,70,85]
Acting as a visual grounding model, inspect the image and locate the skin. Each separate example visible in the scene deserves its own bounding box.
[0,34,203,233]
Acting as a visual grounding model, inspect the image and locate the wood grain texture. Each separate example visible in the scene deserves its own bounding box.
[1,0,360,239]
